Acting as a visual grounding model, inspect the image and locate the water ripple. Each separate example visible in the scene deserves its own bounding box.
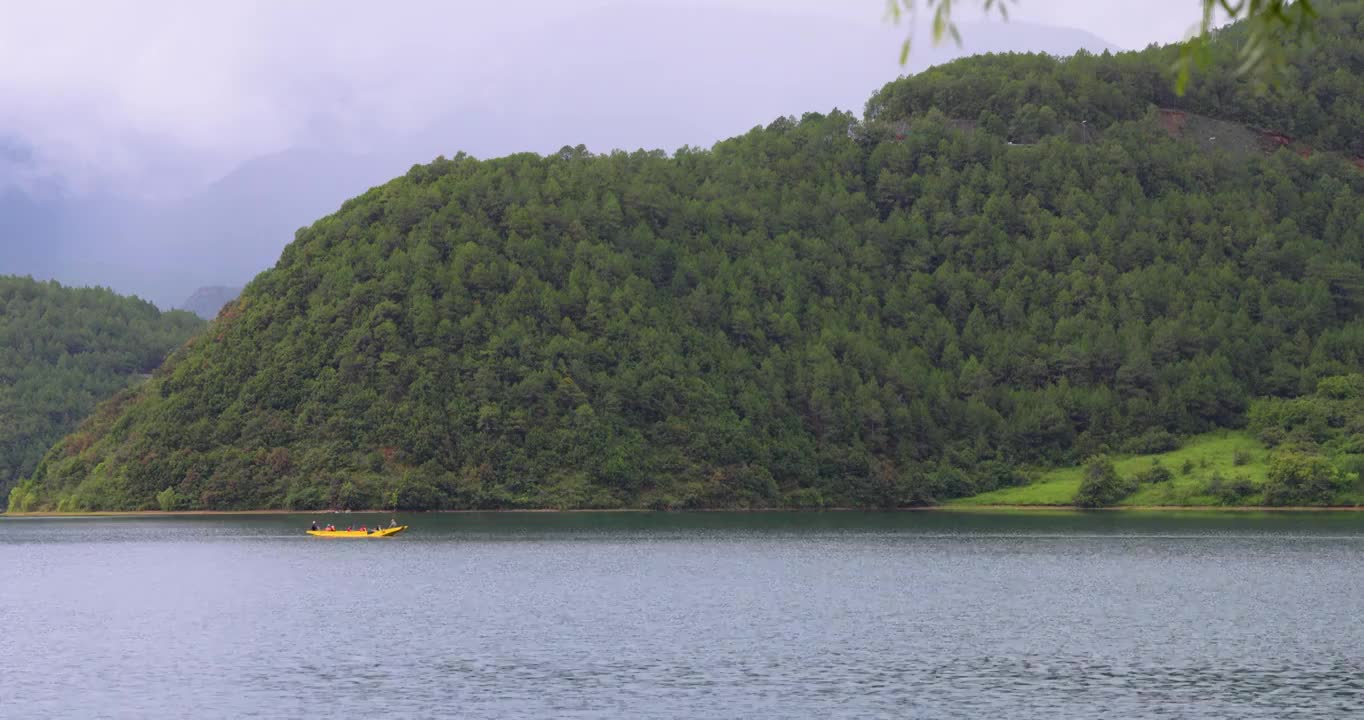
[4,513,1364,719]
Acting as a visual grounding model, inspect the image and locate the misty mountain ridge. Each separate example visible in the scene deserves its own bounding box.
[1,8,1116,308]
[179,285,244,319]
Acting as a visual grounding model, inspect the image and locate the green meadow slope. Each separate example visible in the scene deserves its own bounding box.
[949,430,1360,507]
[955,378,1364,507]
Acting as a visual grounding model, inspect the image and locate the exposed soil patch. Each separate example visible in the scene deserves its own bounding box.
[1157,108,1274,160]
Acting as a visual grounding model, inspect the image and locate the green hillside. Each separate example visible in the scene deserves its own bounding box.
[954,373,1364,508]
[13,6,1364,512]
[868,3,1364,155]
[952,374,1364,507]
[0,277,203,496]
[952,430,1364,508]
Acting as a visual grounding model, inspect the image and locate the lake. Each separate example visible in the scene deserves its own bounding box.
[3,510,1363,719]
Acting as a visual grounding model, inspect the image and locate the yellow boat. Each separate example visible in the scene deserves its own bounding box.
[307,525,408,538]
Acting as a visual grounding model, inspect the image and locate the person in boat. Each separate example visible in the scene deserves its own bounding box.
[360,525,367,533]
[310,520,319,531]
[390,518,397,528]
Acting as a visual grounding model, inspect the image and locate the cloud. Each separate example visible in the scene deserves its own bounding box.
[1005,0,1210,48]
[2,1,260,190]
[0,0,588,194]
[0,0,1202,197]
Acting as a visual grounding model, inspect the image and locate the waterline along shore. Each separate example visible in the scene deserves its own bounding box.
[7,505,1364,519]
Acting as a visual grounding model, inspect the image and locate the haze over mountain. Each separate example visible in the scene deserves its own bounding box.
[1,3,1117,308]
[179,286,244,320]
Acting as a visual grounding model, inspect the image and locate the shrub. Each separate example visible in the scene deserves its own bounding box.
[1316,374,1364,400]
[1120,430,1181,455]
[7,481,39,513]
[335,478,381,510]
[284,484,328,511]
[645,494,679,511]
[393,478,445,510]
[155,486,178,512]
[1338,455,1364,483]
[1262,450,1347,506]
[1072,431,1106,461]
[1204,472,1256,504]
[1073,455,1136,507]
[784,487,825,509]
[1249,396,1338,442]
[1258,427,1286,448]
[900,469,947,506]
[1232,449,1251,466]
[1164,484,1196,505]
[1277,437,1325,455]
[974,460,1030,491]
[1181,459,1196,476]
[930,467,975,502]
[1135,460,1174,484]
[1225,475,1256,501]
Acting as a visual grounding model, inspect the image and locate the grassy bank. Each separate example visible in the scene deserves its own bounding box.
[950,430,1364,508]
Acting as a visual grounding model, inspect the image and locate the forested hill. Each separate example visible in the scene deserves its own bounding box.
[14,7,1364,512]
[867,2,1364,155]
[0,277,203,495]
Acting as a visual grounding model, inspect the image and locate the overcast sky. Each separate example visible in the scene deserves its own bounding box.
[0,0,1208,197]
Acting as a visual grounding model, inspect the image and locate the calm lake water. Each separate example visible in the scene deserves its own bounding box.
[4,510,1364,719]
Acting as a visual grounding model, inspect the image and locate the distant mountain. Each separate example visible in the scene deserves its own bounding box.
[140,149,409,298]
[179,286,242,319]
[1,8,1116,307]
[0,191,61,272]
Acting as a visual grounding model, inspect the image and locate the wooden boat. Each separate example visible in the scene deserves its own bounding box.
[307,525,408,538]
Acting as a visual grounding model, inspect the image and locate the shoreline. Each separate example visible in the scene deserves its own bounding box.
[937,504,1364,512]
[6,504,1364,518]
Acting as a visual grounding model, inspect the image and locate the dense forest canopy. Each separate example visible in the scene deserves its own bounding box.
[13,4,1364,512]
[0,277,203,495]
[887,0,1325,93]
[869,2,1364,154]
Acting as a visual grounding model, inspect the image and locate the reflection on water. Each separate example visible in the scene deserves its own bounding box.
[3,511,1363,719]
